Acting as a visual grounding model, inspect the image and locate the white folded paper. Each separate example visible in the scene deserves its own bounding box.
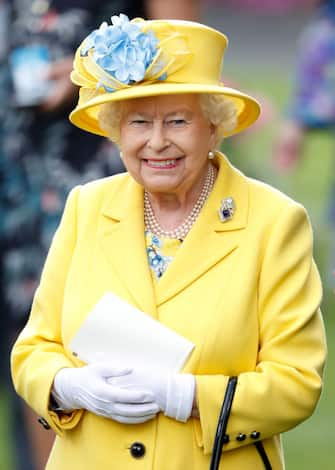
[69,292,195,372]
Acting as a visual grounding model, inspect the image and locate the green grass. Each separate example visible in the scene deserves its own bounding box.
[0,384,14,469]
[283,307,334,470]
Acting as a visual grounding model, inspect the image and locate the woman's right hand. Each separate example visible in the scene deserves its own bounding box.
[39,56,77,113]
[52,363,160,423]
[272,120,304,172]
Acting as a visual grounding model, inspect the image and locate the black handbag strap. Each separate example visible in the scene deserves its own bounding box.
[209,376,238,470]
[254,441,273,470]
[209,376,272,470]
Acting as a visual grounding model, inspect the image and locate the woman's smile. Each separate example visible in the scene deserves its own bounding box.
[143,157,184,169]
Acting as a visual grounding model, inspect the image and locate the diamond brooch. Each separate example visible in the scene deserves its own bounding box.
[218,197,235,222]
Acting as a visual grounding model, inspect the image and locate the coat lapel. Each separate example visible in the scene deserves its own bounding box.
[99,176,157,317]
[155,153,249,306]
[97,153,249,312]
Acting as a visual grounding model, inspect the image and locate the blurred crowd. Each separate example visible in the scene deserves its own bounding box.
[0,1,334,469]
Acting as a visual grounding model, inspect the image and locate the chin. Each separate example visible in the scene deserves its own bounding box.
[145,184,176,194]
[143,176,181,194]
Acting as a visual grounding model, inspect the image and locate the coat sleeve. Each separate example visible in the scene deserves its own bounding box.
[10,185,84,436]
[194,202,327,454]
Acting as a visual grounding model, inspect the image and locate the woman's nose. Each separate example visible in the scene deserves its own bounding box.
[147,121,170,151]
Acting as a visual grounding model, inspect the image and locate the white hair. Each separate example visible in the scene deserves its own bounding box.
[199,94,238,144]
[97,93,238,147]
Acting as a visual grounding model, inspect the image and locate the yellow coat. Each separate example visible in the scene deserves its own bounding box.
[11,153,326,470]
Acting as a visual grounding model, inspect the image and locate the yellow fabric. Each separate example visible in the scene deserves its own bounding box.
[11,153,327,470]
[69,19,260,138]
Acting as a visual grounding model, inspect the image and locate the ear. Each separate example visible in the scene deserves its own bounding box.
[209,123,218,148]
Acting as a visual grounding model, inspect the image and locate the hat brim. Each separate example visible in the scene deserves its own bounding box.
[69,82,261,138]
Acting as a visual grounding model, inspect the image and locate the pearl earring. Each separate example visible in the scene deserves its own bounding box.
[119,151,123,159]
[208,150,215,160]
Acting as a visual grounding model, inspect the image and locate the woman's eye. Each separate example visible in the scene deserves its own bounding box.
[130,120,148,125]
[167,119,187,126]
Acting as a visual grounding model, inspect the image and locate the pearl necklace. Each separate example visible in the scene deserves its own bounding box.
[144,164,216,239]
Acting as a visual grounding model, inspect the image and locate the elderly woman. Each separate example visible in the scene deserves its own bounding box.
[11,14,326,470]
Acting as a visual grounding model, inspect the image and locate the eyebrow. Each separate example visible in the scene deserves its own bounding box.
[165,110,193,119]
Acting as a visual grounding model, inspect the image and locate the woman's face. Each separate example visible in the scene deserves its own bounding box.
[119,94,216,196]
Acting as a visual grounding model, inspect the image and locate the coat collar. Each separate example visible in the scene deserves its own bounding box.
[99,175,157,315]
[99,153,249,309]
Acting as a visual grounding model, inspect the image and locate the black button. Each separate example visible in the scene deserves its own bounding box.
[236,433,246,442]
[250,431,261,440]
[222,434,230,444]
[37,417,51,430]
[130,442,146,458]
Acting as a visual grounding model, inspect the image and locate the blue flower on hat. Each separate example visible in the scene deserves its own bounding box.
[81,14,160,88]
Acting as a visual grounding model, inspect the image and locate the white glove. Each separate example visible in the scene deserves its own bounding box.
[108,367,195,422]
[52,363,160,424]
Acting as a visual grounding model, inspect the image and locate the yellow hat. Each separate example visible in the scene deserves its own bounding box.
[69,14,260,137]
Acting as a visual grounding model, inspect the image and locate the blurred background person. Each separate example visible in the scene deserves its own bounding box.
[0,1,200,469]
[273,0,335,286]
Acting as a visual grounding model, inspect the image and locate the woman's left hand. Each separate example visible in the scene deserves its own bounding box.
[52,363,160,423]
[109,367,196,422]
